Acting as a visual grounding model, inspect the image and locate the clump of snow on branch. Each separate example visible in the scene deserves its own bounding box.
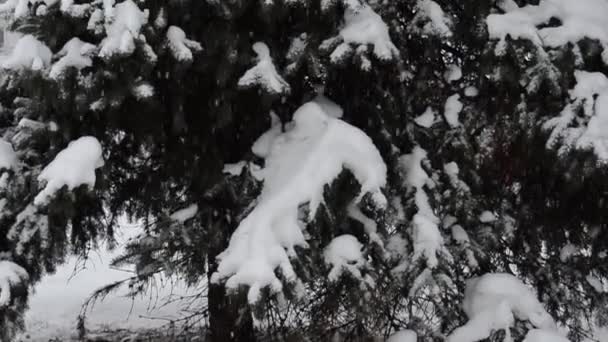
[0,261,28,307]
[2,35,52,71]
[60,0,90,18]
[409,0,453,38]
[387,329,417,342]
[211,101,387,303]
[238,42,290,95]
[399,147,446,268]
[7,204,49,255]
[447,273,557,342]
[0,139,17,170]
[323,4,398,63]
[414,107,436,128]
[50,38,96,80]
[444,94,463,127]
[544,71,608,160]
[324,234,365,281]
[169,204,198,223]
[34,136,104,206]
[166,26,202,62]
[487,0,608,60]
[523,329,570,342]
[99,0,149,58]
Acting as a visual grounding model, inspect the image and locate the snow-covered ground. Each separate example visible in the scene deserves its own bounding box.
[18,224,197,342]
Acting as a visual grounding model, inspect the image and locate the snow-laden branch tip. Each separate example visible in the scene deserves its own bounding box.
[50,38,96,80]
[238,42,290,95]
[487,0,608,62]
[399,146,447,269]
[324,234,365,282]
[0,139,18,171]
[323,4,399,64]
[0,261,28,307]
[211,101,387,303]
[98,0,149,59]
[34,136,104,206]
[166,26,202,62]
[544,70,608,160]
[447,273,558,342]
[2,35,52,71]
[409,0,453,38]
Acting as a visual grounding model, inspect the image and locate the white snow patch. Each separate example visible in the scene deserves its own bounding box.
[0,260,28,307]
[2,35,52,71]
[34,137,104,206]
[326,4,398,63]
[387,330,417,342]
[99,0,148,58]
[414,107,436,128]
[324,234,365,281]
[464,86,479,97]
[487,0,608,57]
[479,211,497,223]
[211,101,387,303]
[447,273,556,342]
[50,38,96,79]
[444,94,463,127]
[524,329,570,342]
[0,139,17,170]
[238,42,290,95]
[410,0,453,38]
[166,26,202,62]
[544,71,608,160]
[169,204,198,223]
[445,64,462,83]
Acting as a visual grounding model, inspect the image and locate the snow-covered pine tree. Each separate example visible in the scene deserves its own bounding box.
[1,0,608,341]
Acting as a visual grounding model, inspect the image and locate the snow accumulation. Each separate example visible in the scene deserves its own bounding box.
[0,139,17,170]
[169,204,198,223]
[99,0,149,58]
[324,4,399,63]
[479,211,496,223]
[0,260,28,307]
[324,234,365,281]
[445,64,462,83]
[2,35,52,71]
[487,0,608,60]
[544,71,608,160]
[166,26,202,62]
[238,42,290,95]
[409,0,453,38]
[444,94,463,127]
[251,111,282,159]
[50,38,96,80]
[447,273,557,342]
[387,329,417,342]
[34,136,104,206]
[414,107,436,128]
[399,147,446,269]
[523,329,570,342]
[211,101,387,303]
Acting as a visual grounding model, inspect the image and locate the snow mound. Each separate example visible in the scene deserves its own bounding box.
[544,70,608,160]
[414,107,436,128]
[50,38,96,79]
[166,26,202,62]
[34,136,104,206]
[99,0,148,58]
[387,329,417,342]
[409,0,453,38]
[238,42,290,95]
[447,273,556,342]
[0,260,28,307]
[487,0,608,57]
[0,139,18,170]
[326,4,398,63]
[324,234,365,281]
[211,101,387,303]
[2,35,52,71]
